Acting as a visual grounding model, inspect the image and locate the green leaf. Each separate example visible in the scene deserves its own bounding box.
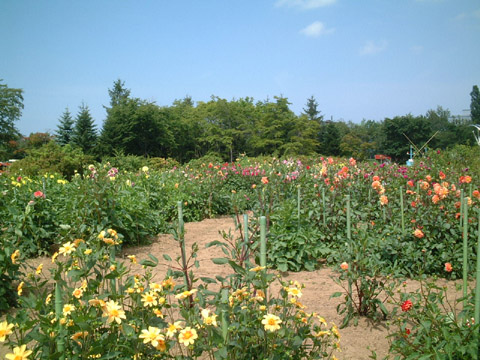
[330,292,343,298]
[212,257,229,265]
[162,254,172,261]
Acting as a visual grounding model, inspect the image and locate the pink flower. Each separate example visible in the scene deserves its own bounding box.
[34,191,45,198]
[340,262,349,270]
[444,262,453,272]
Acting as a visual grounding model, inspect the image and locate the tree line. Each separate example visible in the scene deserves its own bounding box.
[2,79,480,163]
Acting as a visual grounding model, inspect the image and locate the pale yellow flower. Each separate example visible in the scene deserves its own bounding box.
[72,288,84,299]
[175,289,197,300]
[0,321,14,342]
[262,314,282,332]
[5,344,32,360]
[35,263,43,275]
[166,321,183,338]
[201,309,218,327]
[17,281,24,296]
[178,327,198,346]
[63,304,75,316]
[141,292,158,307]
[59,242,75,256]
[102,300,126,325]
[10,250,20,264]
[139,326,165,348]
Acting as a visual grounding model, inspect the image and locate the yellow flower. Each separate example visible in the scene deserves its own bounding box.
[5,344,32,360]
[166,321,183,338]
[139,326,164,348]
[153,309,164,318]
[249,266,265,272]
[10,250,20,264]
[71,331,88,346]
[51,252,59,263]
[0,321,14,342]
[285,286,302,298]
[98,231,106,240]
[35,263,43,275]
[84,249,92,255]
[141,292,158,307]
[102,300,126,325]
[262,314,282,332]
[201,309,218,327]
[72,288,84,299]
[178,327,198,346]
[331,324,340,339]
[17,281,24,296]
[142,166,149,173]
[149,282,162,292]
[59,242,75,256]
[314,330,330,337]
[175,289,197,300]
[63,304,75,316]
[45,294,52,305]
[127,255,137,264]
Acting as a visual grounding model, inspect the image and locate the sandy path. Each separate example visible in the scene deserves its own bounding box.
[1,216,391,359]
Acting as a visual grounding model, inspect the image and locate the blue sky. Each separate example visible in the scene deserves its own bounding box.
[1,0,479,135]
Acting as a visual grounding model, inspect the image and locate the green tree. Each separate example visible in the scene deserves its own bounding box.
[470,85,480,123]
[381,114,432,162]
[55,108,75,145]
[0,80,23,159]
[73,103,97,154]
[319,121,341,156]
[303,95,323,122]
[108,79,131,107]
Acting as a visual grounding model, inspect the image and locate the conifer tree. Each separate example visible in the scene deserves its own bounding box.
[55,108,75,145]
[471,85,480,123]
[73,103,97,154]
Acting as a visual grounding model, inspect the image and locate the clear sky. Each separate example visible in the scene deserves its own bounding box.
[1,0,479,135]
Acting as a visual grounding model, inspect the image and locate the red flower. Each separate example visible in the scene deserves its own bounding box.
[405,328,411,336]
[401,300,413,312]
[413,229,424,239]
[34,191,45,198]
[445,262,453,272]
[439,171,446,180]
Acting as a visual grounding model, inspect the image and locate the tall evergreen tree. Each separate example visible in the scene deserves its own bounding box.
[303,95,323,122]
[108,79,131,107]
[73,103,97,154]
[471,85,480,123]
[55,108,75,145]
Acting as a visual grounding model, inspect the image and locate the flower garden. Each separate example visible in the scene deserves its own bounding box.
[1,146,480,359]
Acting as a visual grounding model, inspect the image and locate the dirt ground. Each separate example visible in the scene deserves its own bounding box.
[123,216,392,360]
[1,216,392,359]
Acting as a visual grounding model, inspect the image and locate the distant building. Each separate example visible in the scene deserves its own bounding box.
[449,109,471,124]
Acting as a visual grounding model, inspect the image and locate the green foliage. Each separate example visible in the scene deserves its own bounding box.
[387,275,480,359]
[0,80,23,160]
[0,247,21,312]
[7,142,91,179]
[2,225,339,359]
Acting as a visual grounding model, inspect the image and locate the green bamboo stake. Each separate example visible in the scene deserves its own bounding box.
[400,186,405,234]
[322,188,326,226]
[260,216,267,268]
[297,186,301,231]
[243,214,249,270]
[474,210,480,324]
[460,189,465,230]
[469,183,473,198]
[177,201,189,287]
[346,195,351,240]
[109,246,116,294]
[463,197,469,308]
[346,195,353,315]
[55,281,65,359]
[221,288,229,343]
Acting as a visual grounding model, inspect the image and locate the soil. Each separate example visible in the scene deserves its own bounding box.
[1,216,392,359]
